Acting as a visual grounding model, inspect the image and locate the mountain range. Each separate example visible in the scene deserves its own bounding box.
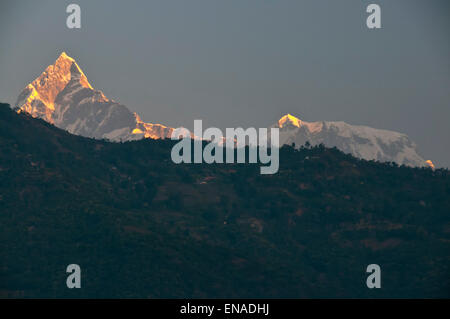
[15,52,431,168]
[275,114,429,167]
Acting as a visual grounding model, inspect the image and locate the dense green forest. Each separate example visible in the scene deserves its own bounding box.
[0,102,449,298]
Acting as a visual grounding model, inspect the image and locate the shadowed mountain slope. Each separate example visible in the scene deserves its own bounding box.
[0,103,449,298]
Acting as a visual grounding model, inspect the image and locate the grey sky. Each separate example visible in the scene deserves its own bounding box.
[1,0,449,167]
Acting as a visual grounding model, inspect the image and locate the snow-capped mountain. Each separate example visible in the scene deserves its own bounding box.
[15,52,173,141]
[15,52,432,167]
[274,114,430,167]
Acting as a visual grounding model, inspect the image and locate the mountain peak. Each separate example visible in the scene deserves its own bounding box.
[15,52,94,122]
[55,51,92,90]
[15,51,173,142]
[275,114,428,167]
[278,114,302,128]
[57,51,74,62]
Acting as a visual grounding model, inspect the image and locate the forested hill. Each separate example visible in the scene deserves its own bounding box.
[0,102,449,298]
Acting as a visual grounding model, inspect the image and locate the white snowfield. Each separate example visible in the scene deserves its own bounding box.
[275,114,428,167]
[15,52,432,168]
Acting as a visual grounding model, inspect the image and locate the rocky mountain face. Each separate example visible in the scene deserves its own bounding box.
[274,114,429,167]
[15,52,173,141]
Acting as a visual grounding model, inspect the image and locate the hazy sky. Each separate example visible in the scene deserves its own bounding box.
[1,0,449,167]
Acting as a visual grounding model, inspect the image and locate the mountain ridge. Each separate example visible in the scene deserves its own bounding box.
[15,52,172,141]
[273,113,430,167]
[15,52,431,167]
